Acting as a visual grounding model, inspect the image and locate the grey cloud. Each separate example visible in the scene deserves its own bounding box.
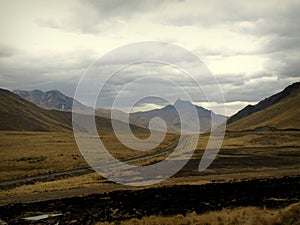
[0,48,98,97]
[79,59,218,108]
[161,1,300,83]
[264,52,300,78]
[84,0,164,18]
[163,1,300,53]
[37,0,166,34]
[162,1,266,27]
[162,1,299,28]
[263,37,300,55]
[235,2,300,79]
[0,45,21,58]
[214,74,247,86]
[95,63,206,108]
[89,42,202,68]
[1,0,299,111]
[222,76,299,102]
[249,3,300,38]
[250,4,300,55]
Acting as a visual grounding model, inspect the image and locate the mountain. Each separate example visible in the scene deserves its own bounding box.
[227,82,300,131]
[12,89,169,132]
[13,89,226,133]
[0,88,148,133]
[133,99,227,133]
[227,82,300,125]
[13,89,88,111]
[0,88,72,131]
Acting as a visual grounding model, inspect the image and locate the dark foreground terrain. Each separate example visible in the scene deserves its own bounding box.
[1,176,299,225]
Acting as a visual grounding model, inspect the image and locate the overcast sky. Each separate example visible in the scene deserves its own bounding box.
[0,0,299,115]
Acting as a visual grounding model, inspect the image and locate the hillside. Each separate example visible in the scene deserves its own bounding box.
[13,89,164,132]
[0,88,72,131]
[13,89,88,111]
[133,99,227,133]
[227,82,300,131]
[0,89,148,133]
[227,82,300,124]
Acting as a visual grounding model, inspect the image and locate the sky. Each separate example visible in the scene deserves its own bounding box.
[0,0,299,116]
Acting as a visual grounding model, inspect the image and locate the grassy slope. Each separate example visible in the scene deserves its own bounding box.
[0,89,72,132]
[227,88,300,131]
[0,88,149,133]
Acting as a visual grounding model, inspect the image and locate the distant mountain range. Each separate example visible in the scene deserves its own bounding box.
[13,89,88,111]
[5,81,300,132]
[13,89,227,133]
[227,82,300,131]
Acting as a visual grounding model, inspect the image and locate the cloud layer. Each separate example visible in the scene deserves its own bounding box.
[0,0,299,115]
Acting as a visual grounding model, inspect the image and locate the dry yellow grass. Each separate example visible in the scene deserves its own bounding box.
[0,131,85,180]
[0,131,178,180]
[96,202,300,225]
[1,130,299,198]
[0,173,102,197]
[1,130,299,181]
[99,131,178,162]
[196,131,300,150]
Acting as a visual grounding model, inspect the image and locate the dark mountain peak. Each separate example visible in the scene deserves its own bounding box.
[46,89,65,96]
[45,90,71,102]
[174,99,213,116]
[174,98,193,107]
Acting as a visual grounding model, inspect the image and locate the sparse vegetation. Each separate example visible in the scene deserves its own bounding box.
[0,173,102,197]
[196,131,300,150]
[0,131,178,180]
[0,131,84,180]
[227,86,300,131]
[96,203,300,225]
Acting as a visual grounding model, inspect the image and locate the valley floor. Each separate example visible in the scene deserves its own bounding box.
[0,130,299,224]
